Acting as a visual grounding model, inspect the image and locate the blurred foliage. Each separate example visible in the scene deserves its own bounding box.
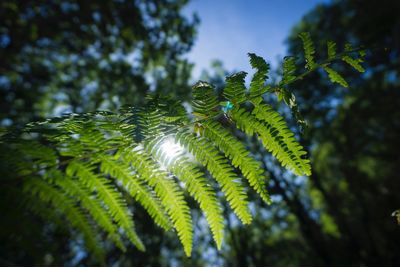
[0,0,198,126]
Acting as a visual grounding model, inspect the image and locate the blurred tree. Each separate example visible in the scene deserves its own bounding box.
[285,0,400,265]
[0,0,198,126]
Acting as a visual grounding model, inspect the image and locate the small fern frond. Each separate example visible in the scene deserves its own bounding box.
[224,71,248,105]
[299,32,316,70]
[230,106,311,176]
[66,160,145,251]
[176,129,252,224]
[281,56,297,84]
[199,120,271,204]
[147,136,225,249]
[98,155,172,230]
[24,178,106,264]
[48,170,126,251]
[327,41,337,60]
[323,66,349,88]
[122,148,193,256]
[248,53,270,99]
[341,55,365,72]
[192,81,220,118]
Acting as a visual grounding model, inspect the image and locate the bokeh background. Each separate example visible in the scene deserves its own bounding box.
[1,0,399,266]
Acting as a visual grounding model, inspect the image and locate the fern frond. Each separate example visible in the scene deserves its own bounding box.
[281,56,297,84]
[323,66,349,87]
[135,106,166,141]
[327,41,336,60]
[230,106,311,176]
[47,170,126,251]
[341,55,365,72]
[248,53,270,98]
[224,71,247,105]
[122,148,193,256]
[199,120,271,204]
[299,32,316,70]
[176,129,252,224]
[192,81,220,118]
[146,136,225,249]
[2,42,367,260]
[66,160,145,251]
[98,154,172,230]
[24,178,105,263]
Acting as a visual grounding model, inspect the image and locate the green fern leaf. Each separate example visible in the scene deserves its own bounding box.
[248,53,270,98]
[230,106,311,176]
[281,56,297,84]
[224,71,248,105]
[176,129,252,224]
[48,170,126,251]
[66,160,145,251]
[192,81,220,118]
[323,66,349,87]
[98,155,172,230]
[299,32,316,70]
[341,55,365,72]
[327,41,337,60]
[199,120,271,204]
[24,178,106,264]
[122,148,193,256]
[147,136,225,249]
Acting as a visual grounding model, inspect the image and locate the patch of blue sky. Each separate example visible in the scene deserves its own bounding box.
[184,0,329,80]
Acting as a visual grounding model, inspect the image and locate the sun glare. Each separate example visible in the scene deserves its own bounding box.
[158,137,185,166]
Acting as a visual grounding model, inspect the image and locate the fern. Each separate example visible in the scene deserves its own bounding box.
[24,178,106,264]
[146,135,224,249]
[323,66,349,87]
[66,160,145,251]
[98,155,172,230]
[248,52,271,98]
[121,148,193,256]
[0,33,366,262]
[327,41,337,60]
[299,32,316,69]
[224,71,248,104]
[199,120,271,204]
[49,170,127,252]
[341,55,365,72]
[282,56,297,84]
[176,129,252,224]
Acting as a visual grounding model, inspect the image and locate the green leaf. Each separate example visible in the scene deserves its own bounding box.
[299,32,316,70]
[342,55,365,72]
[200,120,271,204]
[323,66,349,87]
[281,56,297,84]
[176,130,252,224]
[122,148,193,256]
[146,136,225,249]
[224,71,248,104]
[230,106,311,176]
[327,41,336,60]
[248,53,270,98]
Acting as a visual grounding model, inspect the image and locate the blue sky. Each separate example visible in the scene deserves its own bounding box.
[184,0,328,78]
